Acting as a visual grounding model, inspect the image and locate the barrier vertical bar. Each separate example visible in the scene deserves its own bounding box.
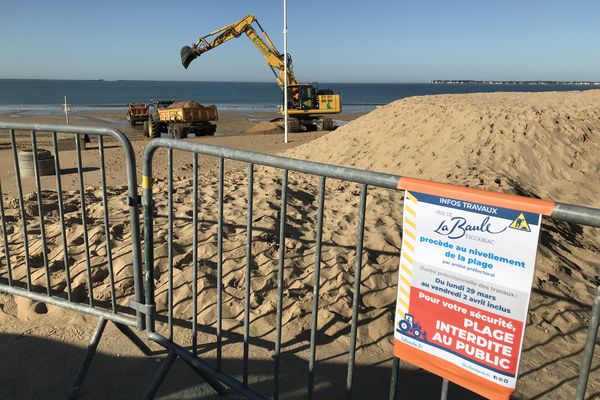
[0,180,12,285]
[308,176,326,399]
[192,153,199,353]
[31,131,52,295]
[143,167,155,333]
[98,136,117,313]
[51,131,72,300]
[118,130,144,331]
[167,148,174,340]
[217,157,224,371]
[10,129,32,290]
[273,168,289,400]
[575,284,600,400]
[243,163,254,387]
[76,134,95,306]
[346,184,368,399]
[440,378,449,400]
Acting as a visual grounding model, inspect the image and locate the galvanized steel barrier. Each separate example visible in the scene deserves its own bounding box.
[0,122,150,399]
[141,138,600,399]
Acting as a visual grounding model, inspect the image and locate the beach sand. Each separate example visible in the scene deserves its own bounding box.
[0,92,599,399]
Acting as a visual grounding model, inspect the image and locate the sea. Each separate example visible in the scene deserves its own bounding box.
[0,79,597,116]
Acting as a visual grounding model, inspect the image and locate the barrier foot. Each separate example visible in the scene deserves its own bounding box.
[388,357,399,400]
[575,284,600,400]
[156,336,227,395]
[140,350,178,400]
[183,354,228,396]
[147,332,272,398]
[67,317,107,400]
[113,321,153,356]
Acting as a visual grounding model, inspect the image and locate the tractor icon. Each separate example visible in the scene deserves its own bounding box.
[398,313,427,340]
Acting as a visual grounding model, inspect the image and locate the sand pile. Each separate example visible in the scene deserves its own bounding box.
[281,90,600,396]
[241,121,284,135]
[166,100,206,109]
[286,90,600,206]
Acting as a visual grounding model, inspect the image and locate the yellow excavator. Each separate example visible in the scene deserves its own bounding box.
[180,14,341,132]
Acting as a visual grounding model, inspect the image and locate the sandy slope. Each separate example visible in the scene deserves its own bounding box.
[0,92,600,398]
[286,90,600,206]
[284,90,600,398]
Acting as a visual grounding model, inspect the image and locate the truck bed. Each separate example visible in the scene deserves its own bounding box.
[158,100,218,123]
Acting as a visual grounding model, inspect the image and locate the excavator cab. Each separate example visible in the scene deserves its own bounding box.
[287,84,315,110]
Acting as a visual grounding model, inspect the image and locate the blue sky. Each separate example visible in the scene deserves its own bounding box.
[1,0,599,83]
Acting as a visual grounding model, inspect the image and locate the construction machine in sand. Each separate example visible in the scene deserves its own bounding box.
[180,14,341,132]
[143,100,218,139]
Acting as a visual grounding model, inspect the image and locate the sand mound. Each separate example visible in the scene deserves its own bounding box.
[1,90,599,398]
[241,121,283,135]
[286,90,600,206]
[166,100,205,109]
[278,90,600,397]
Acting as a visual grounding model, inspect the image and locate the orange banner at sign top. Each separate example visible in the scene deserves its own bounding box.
[397,177,555,216]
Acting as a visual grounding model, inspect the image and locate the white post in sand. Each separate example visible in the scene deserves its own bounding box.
[57,96,80,150]
[63,96,70,125]
[283,0,288,144]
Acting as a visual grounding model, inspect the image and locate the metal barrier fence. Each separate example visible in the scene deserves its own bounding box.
[0,122,150,399]
[141,138,600,399]
[1,123,598,398]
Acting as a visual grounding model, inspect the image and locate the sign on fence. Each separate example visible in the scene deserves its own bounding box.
[394,178,553,400]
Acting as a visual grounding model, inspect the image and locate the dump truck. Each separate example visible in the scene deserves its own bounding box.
[180,14,341,132]
[126,103,149,126]
[143,100,218,139]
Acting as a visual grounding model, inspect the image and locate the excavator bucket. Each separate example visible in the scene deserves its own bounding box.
[181,46,199,69]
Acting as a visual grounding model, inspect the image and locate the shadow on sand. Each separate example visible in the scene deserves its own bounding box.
[0,332,489,400]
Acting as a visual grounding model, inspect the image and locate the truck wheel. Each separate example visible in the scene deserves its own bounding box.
[143,121,149,137]
[148,120,154,137]
[174,125,186,139]
[208,123,216,136]
[128,115,135,127]
[151,118,161,138]
[197,123,216,136]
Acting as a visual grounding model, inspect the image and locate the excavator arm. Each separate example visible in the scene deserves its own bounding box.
[181,14,298,87]
[181,14,342,124]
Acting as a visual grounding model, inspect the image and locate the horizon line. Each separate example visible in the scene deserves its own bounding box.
[0,78,427,84]
[2,78,600,85]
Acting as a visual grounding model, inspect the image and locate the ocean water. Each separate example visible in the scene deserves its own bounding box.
[0,79,597,115]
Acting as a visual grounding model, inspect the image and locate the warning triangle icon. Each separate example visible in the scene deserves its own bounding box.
[509,213,531,232]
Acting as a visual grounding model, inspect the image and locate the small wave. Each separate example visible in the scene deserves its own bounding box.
[0,102,373,116]
[0,104,126,116]
[333,119,349,126]
[216,103,279,112]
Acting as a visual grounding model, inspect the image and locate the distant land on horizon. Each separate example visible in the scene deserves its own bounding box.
[2,78,600,86]
[430,80,600,85]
